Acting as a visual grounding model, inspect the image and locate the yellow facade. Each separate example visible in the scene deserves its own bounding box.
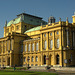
[0,13,75,67]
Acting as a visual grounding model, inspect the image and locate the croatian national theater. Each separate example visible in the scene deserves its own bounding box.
[0,13,75,67]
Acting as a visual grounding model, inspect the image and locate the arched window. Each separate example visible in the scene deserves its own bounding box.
[28,44,30,51]
[25,45,26,52]
[35,56,38,62]
[56,54,59,64]
[57,39,59,48]
[44,34,46,37]
[31,56,34,62]
[57,31,59,34]
[50,32,52,36]
[44,40,47,49]
[32,43,34,51]
[36,43,38,51]
[27,56,30,62]
[50,40,53,49]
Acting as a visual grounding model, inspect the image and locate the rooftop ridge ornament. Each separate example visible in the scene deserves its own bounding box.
[5,20,7,27]
[41,23,42,26]
[66,17,68,21]
[59,17,61,21]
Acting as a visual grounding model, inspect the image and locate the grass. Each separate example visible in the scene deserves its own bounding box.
[5,67,26,70]
[0,70,58,75]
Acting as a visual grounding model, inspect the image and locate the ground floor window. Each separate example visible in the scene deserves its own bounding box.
[56,54,59,64]
[44,55,46,64]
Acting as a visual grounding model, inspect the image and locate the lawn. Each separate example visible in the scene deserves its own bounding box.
[0,70,58,75]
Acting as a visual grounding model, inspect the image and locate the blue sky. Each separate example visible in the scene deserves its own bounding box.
[0,0,75,38]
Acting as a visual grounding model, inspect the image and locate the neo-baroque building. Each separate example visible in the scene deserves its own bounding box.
[0,13,75,67]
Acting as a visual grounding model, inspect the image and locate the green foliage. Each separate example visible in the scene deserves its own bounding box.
[0,70,58,75]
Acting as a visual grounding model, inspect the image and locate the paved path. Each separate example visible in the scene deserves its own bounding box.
[27,69,75,75]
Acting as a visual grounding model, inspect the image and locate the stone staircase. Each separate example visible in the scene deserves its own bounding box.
[29,66,47,70]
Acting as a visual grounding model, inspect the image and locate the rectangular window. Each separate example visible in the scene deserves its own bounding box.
[25,45,26,52]
[36,43,38,51]
[31,64,33,66]
[21,45,23,52]
[28,44,30,52]
[32,43,34,51]
[10,40,12,50]
[35,64,38,66]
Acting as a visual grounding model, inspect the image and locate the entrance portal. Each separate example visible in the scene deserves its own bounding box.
[8,57,10,66]
[44,55,46,64]
[56,54,59,64]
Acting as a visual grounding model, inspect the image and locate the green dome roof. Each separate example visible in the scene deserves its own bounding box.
[25,26,41,33]
[7,16,21,27]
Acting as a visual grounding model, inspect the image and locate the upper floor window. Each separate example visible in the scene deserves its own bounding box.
[57,31,59,34]
[21,45,23,53]
[11,26,14,31]
[44,34,46,37]
[25,45,26,52]
[16,26,19,30]
[50,32,52,36]
[4,46,5,53]
[36,43,38,51]
[32,43,34,51]
[50,40,53,49]
[28,44,30,52]
[57,39,59,48]
[35,56,38,62]
[37,21,39,23]
[25,25,27,30]
[44,40,47,49]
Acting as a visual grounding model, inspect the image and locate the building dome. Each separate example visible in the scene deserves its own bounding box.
[48,16,55,24]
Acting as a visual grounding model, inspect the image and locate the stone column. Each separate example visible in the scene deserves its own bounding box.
[41,33,43,51]
[67,29,69,47]
[1,56,3,67]
[34,42,36,52]
[38,41,40,52]
[46,32,49,51]
[46,55,49,66]
[53,31,55,50]
[30,42,32,53]
[10,53,13,67]
[26,43,28,52]
[41,52,43,66]
[60,51,63,67]
[2,41,3,54]
[53,51,55,65]
[6,56,8,66]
